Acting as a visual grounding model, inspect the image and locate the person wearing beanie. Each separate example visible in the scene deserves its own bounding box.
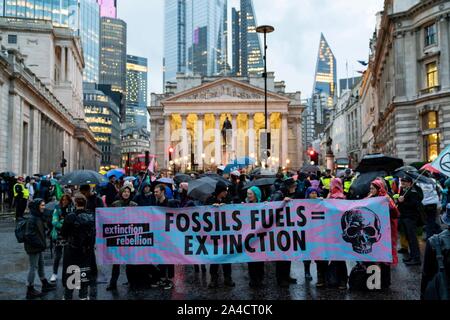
[204,181,235,288]
[24,198,56,299]
[107,186,138,291]
[246,186,265,288]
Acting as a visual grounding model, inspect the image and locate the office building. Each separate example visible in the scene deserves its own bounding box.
[126,55,148,129]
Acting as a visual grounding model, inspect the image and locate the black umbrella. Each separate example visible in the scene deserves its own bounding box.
[173,173,193,184]
[187,177,218,202]
[0,171,16,178]
[393,170,434,185]
[242,178,276,190]
[348,171,387,200]
[355,154,404,173]
[199,173,232,187]
[59,170,108,186]
[300,165,320,174]
[394,166,418,174]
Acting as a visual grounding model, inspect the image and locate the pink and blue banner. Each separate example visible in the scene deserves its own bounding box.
[96,197,392,265]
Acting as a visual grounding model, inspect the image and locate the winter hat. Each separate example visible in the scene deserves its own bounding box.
[123,181,135,193]
[214,181,228,195]
[401,176,413,183]
[231,171,241,177]
[248,186,262,203]
[305,187,321,199]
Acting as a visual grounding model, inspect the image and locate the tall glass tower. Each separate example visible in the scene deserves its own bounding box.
[312,33,337,110]
[164,0,186,85]
[126,55,148,130]
[0,0,100,83]
[232,0,263,77]
[305,33,337,145]
[80,0,100,83]
[164,0,228,84]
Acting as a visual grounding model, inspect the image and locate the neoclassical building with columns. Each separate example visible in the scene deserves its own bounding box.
[149,74,305,171]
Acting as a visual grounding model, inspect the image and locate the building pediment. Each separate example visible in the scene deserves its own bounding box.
[163,78,290,103]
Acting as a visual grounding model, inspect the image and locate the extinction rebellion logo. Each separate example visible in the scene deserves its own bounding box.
[103,224,154,247]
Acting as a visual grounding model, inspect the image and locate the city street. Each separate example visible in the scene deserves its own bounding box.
[0,214,422,301]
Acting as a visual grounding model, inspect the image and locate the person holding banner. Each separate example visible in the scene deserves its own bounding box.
[271,178,301,288]
[107,186,139,291]
[398,176,422,266]
[246,186,265,288]
[316,178,348,289]
[151,184,178,290]
[205,181,235,288]
[367,179,400,289]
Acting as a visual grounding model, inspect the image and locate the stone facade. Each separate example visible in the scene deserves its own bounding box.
[0,18,100,175]
[149,75,305,171]
[372,0,450,163]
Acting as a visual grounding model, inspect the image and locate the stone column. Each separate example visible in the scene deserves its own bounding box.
[296,117,303,167]
[196,115,204,169]
[231,113,238,160]
[150,119,157,156]
[439,16,450,90]
[281,113,289,167]
[164,114,171,168]
[214,113,222,166]
[181,114,188,169]
[248,113,255,159]
[61,47,66,83]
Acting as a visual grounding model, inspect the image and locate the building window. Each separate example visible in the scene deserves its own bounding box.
[424,133,440,162]
[426,62,439,88]
[423,111,438,130]
[424,24,437,47]
[8,34,17,44]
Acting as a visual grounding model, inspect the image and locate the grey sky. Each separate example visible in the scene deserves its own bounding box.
[120,0,384,99]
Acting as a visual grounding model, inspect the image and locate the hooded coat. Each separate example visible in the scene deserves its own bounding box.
[133,182,155,207]
[112,186,138,208]
[24,198,47,254]
[328,178,346,200]
[368,179,400,266]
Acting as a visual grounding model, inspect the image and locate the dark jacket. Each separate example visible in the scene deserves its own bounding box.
[420,229,450,299]
[105,182,118,207]
[61,209,95,252]
[111,199,138,208]
[204,194,230,206]
[24,199,47,254]
[133,182,155,206]
[86,193,104,215]
[398,187,421,220]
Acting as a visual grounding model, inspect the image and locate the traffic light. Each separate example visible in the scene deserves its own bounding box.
[168,146,174,162]
[309,149,319,165]
[60,158,67,168]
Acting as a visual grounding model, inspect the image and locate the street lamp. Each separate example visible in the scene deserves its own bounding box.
[256,24,275,164]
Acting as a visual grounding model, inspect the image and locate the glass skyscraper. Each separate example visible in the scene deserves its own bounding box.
[126,55,148,130]
[312,33,337,109]
[80,0,100,83]
[164,0,228,84]
[164,0,186,84]
[99,17,127,120]
[304,33,337,147]
[0,0,78,27]
[0,0,100,83]
[232,0,263,77]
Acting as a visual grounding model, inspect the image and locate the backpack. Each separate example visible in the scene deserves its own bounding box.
[69,212,96,251]
[15,217,29,243]
[424,234,449,300]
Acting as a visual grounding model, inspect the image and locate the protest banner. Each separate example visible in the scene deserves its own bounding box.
[96,197,392,265]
